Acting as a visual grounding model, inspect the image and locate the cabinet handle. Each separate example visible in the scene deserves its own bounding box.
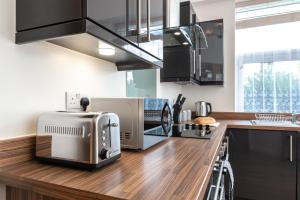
[126,0,140,36]
[199,53,202,77]
[146,0,151,42]
[193,50,196,75]
[290,135,293,162]
[137,0,141,35]
[126,0,129,35]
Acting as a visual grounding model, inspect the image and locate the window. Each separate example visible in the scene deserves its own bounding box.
[236,0,300,21]
[236,21,300,113]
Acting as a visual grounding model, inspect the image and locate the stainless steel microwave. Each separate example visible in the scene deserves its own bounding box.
[91,98,172,150]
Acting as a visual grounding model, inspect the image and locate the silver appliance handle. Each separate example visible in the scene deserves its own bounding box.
[126,0,129,35]
[206,161,225,200]
[290,135,293,162]
[219,185,225,200]
[126,0,140,36]
[199,53,202,77]
[137,0,141,35]
[193,50,196,75]
[146,0,151,42]
[206,185,216,200]
[213,161,224,200]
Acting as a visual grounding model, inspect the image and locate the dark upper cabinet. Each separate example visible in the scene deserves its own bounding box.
[15,0,164,70]
[161,46,194,82]
[160,1,223,85]
[138,0,163,59]
[179,1,196,26]
[199,19,224,85]
[88,0,163,60]
[86,0,138,45]
[228,129,297,200]
[16,0,82,31]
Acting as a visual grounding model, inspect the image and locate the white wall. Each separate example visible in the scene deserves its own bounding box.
[156,70,183,101]
[182,0,236,112]
[0,0,128,139]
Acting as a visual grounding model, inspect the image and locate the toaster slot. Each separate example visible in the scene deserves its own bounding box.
[44,125,85,137]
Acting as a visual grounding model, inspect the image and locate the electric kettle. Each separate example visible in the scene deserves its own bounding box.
[195,101,212,117]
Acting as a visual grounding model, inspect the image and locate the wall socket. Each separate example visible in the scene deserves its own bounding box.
[65,92,82,111]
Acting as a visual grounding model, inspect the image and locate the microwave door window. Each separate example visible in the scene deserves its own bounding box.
[144,110,165,136]
[144,99,171,137]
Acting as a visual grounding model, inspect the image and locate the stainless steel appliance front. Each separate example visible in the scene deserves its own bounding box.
[195,101,212,117]
[91,98,172,150]
[36,112,121,169]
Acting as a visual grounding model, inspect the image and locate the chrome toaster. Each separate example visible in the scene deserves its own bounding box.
[36,112,121,170]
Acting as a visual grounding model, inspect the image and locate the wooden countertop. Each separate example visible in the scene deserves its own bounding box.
[0,120,300,200]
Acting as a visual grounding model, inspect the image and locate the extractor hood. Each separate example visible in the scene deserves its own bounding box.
[15,0,163,71]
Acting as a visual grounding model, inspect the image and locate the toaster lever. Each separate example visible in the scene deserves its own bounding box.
[110,123,119,127]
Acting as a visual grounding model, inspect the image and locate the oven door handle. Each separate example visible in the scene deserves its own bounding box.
[206,161,225,200]
[213,161,224,200]
[161,102,172,136]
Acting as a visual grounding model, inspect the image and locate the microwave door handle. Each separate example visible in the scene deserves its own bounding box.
[161,102,172,135]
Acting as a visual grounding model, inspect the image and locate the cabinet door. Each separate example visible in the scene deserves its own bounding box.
[16,0,82,31]
[87,0,138,44]
[198,20,224,85]
[161,46,192,82]
[228,129,296,200]
[138,0,163,60]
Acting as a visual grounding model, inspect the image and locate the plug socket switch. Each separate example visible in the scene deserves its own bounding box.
[65,92,82,111]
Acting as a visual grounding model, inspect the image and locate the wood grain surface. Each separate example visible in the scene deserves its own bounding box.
[211,112,257,120]
[0,122,227,200]
[0,120,299,200]
[6,186,60,200]
[0,134,35,167]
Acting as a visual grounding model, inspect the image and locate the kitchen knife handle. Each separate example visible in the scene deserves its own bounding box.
[175,94,182,106]
[180,97,186,106]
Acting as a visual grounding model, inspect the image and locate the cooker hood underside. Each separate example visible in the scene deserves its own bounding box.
[15,19,163,71]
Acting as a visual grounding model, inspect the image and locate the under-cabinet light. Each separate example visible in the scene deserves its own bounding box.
[98,41,116,56]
